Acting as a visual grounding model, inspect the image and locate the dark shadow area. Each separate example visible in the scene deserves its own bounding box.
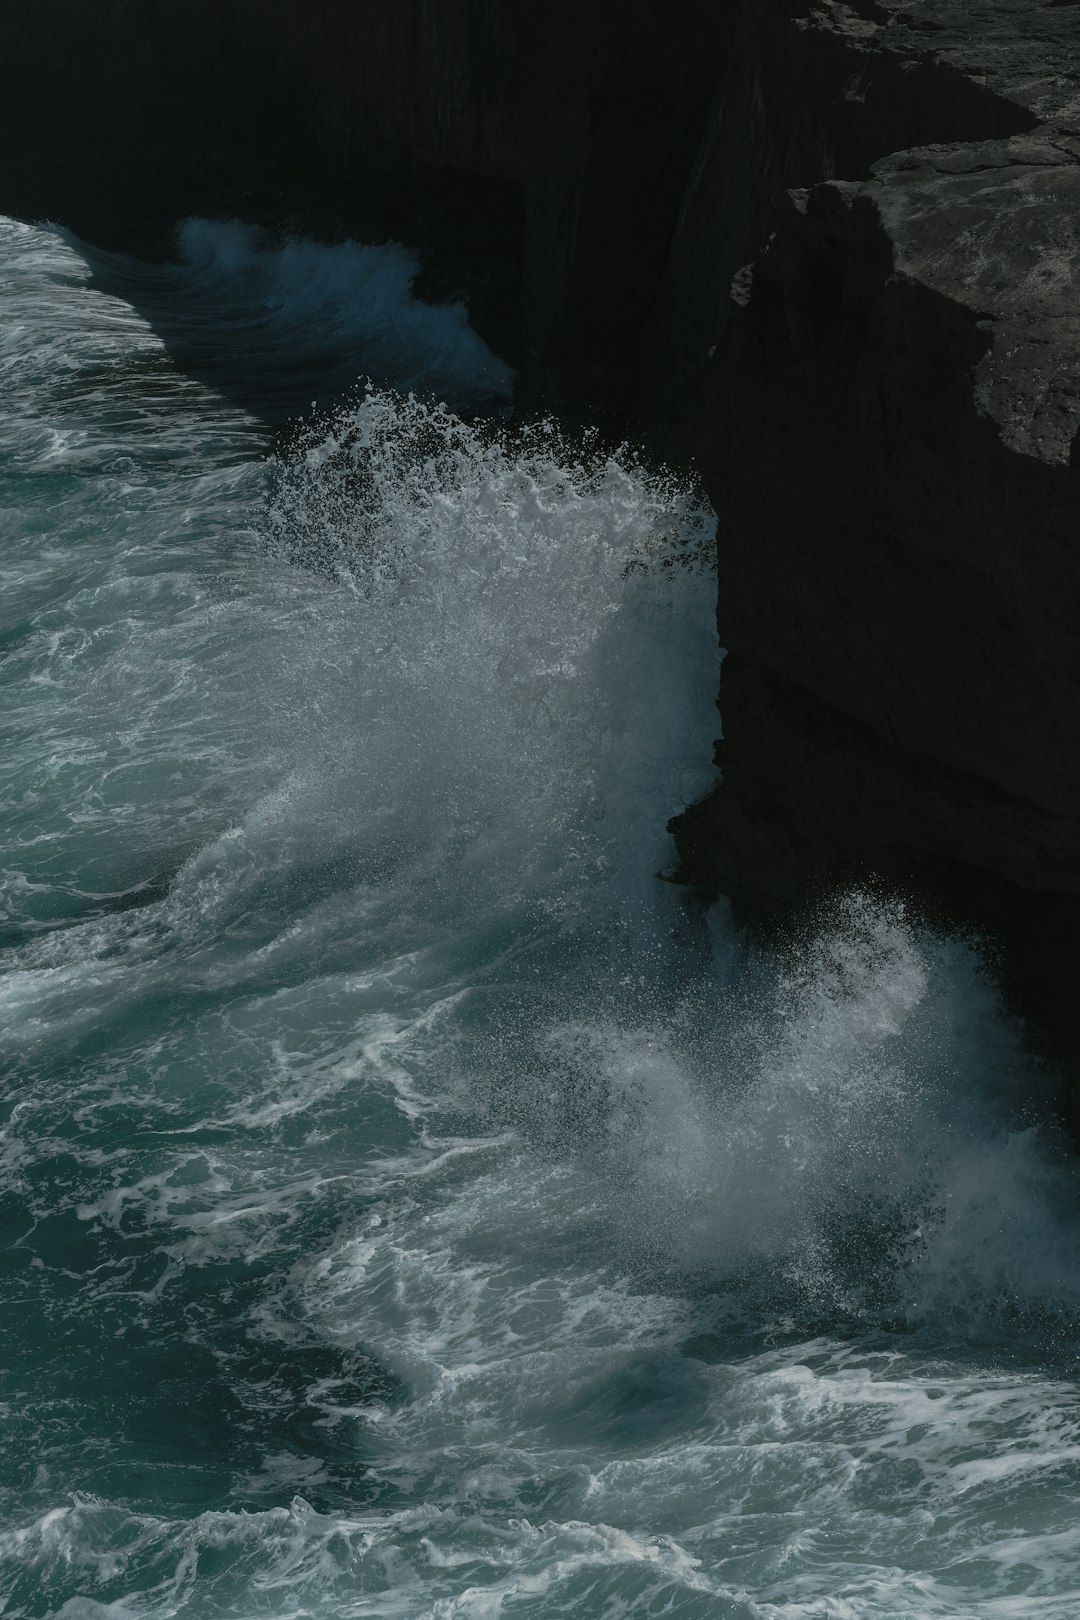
[0,1,527,425]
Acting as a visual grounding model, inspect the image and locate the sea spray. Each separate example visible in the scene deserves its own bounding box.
[4,215,1080,1619]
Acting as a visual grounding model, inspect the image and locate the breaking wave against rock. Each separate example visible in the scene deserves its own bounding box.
[5,218,1080,1620]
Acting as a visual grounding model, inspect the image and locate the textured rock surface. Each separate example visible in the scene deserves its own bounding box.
[672,12,1080,918]
[665,4,1080,1080]
[676,136,1080,898]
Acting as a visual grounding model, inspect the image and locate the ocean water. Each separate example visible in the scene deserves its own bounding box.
[3,213,1080,1619]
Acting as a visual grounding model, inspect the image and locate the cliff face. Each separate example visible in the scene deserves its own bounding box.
[668,6,1080,1056]
[678,136,1080,901]
[666,3,1080,1076]
[4,1,1080,1057]
[0,0,731,398]
[239,1,734,403]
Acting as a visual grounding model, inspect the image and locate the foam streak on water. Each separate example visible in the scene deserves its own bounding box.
[3,215,1080,1619]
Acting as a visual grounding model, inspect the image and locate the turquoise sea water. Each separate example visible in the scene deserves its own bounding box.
[4,214,1080,1618]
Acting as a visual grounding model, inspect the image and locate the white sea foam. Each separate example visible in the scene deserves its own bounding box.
[4,215,1080,1620]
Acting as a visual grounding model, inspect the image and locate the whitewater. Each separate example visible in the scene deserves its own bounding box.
[3,213,1080,1619]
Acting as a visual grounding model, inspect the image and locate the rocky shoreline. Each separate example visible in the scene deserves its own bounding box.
[5,0,1080,1089]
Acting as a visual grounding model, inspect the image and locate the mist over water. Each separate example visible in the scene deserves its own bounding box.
[4,214,1080,1619]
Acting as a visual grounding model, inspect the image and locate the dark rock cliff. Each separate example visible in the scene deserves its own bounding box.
[4,1,1080,1072]
[669,5,1080,1082]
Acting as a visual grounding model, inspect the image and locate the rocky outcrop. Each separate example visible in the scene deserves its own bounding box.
[669,8,1080,1077]
[634,0,1052,424]
[676,132,1080,899]
[4,0,1080,1064]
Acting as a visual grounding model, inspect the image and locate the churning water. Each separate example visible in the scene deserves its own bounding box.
[4,214,1080,1618]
